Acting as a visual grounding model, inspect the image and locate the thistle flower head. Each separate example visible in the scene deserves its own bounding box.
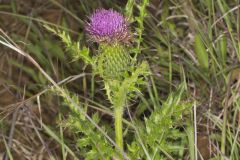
[86,9,131,44]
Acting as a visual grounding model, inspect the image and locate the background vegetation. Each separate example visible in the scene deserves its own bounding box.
[0,0,240,159]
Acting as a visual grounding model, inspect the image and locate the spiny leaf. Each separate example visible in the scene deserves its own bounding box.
[44,25,92,64]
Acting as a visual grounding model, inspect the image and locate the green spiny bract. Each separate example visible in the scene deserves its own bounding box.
[94,43,132,80]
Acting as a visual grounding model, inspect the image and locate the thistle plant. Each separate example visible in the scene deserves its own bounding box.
[86,8,148,154]
[0,0,197,158]
[43,8,149,158]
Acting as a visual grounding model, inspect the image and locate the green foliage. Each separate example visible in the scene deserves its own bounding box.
[60,90,115,160]
[218,35,227,66]
[135,0,149,56]
[146,85,190,150]
[104,61,150,105]
[128,85,192,159]
[194,34,209,71]
[41,121,78,159]
[7,32,68,88]
[44,25,92,64]
[124,0,149,57]
[9,59,47,85]
[125,0,134,22]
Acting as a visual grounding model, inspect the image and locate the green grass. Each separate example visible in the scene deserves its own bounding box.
[0,0,240,159]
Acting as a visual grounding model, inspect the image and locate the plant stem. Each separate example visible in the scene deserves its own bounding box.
[114,106,124,151]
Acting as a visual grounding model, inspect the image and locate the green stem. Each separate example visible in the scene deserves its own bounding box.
[221,107,227,159]
[114,106,124,151]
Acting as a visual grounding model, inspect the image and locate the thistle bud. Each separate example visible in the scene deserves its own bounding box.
[97,44,131,79]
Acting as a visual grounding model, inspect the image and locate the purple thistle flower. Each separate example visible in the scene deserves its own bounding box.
[86,9,131,44]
